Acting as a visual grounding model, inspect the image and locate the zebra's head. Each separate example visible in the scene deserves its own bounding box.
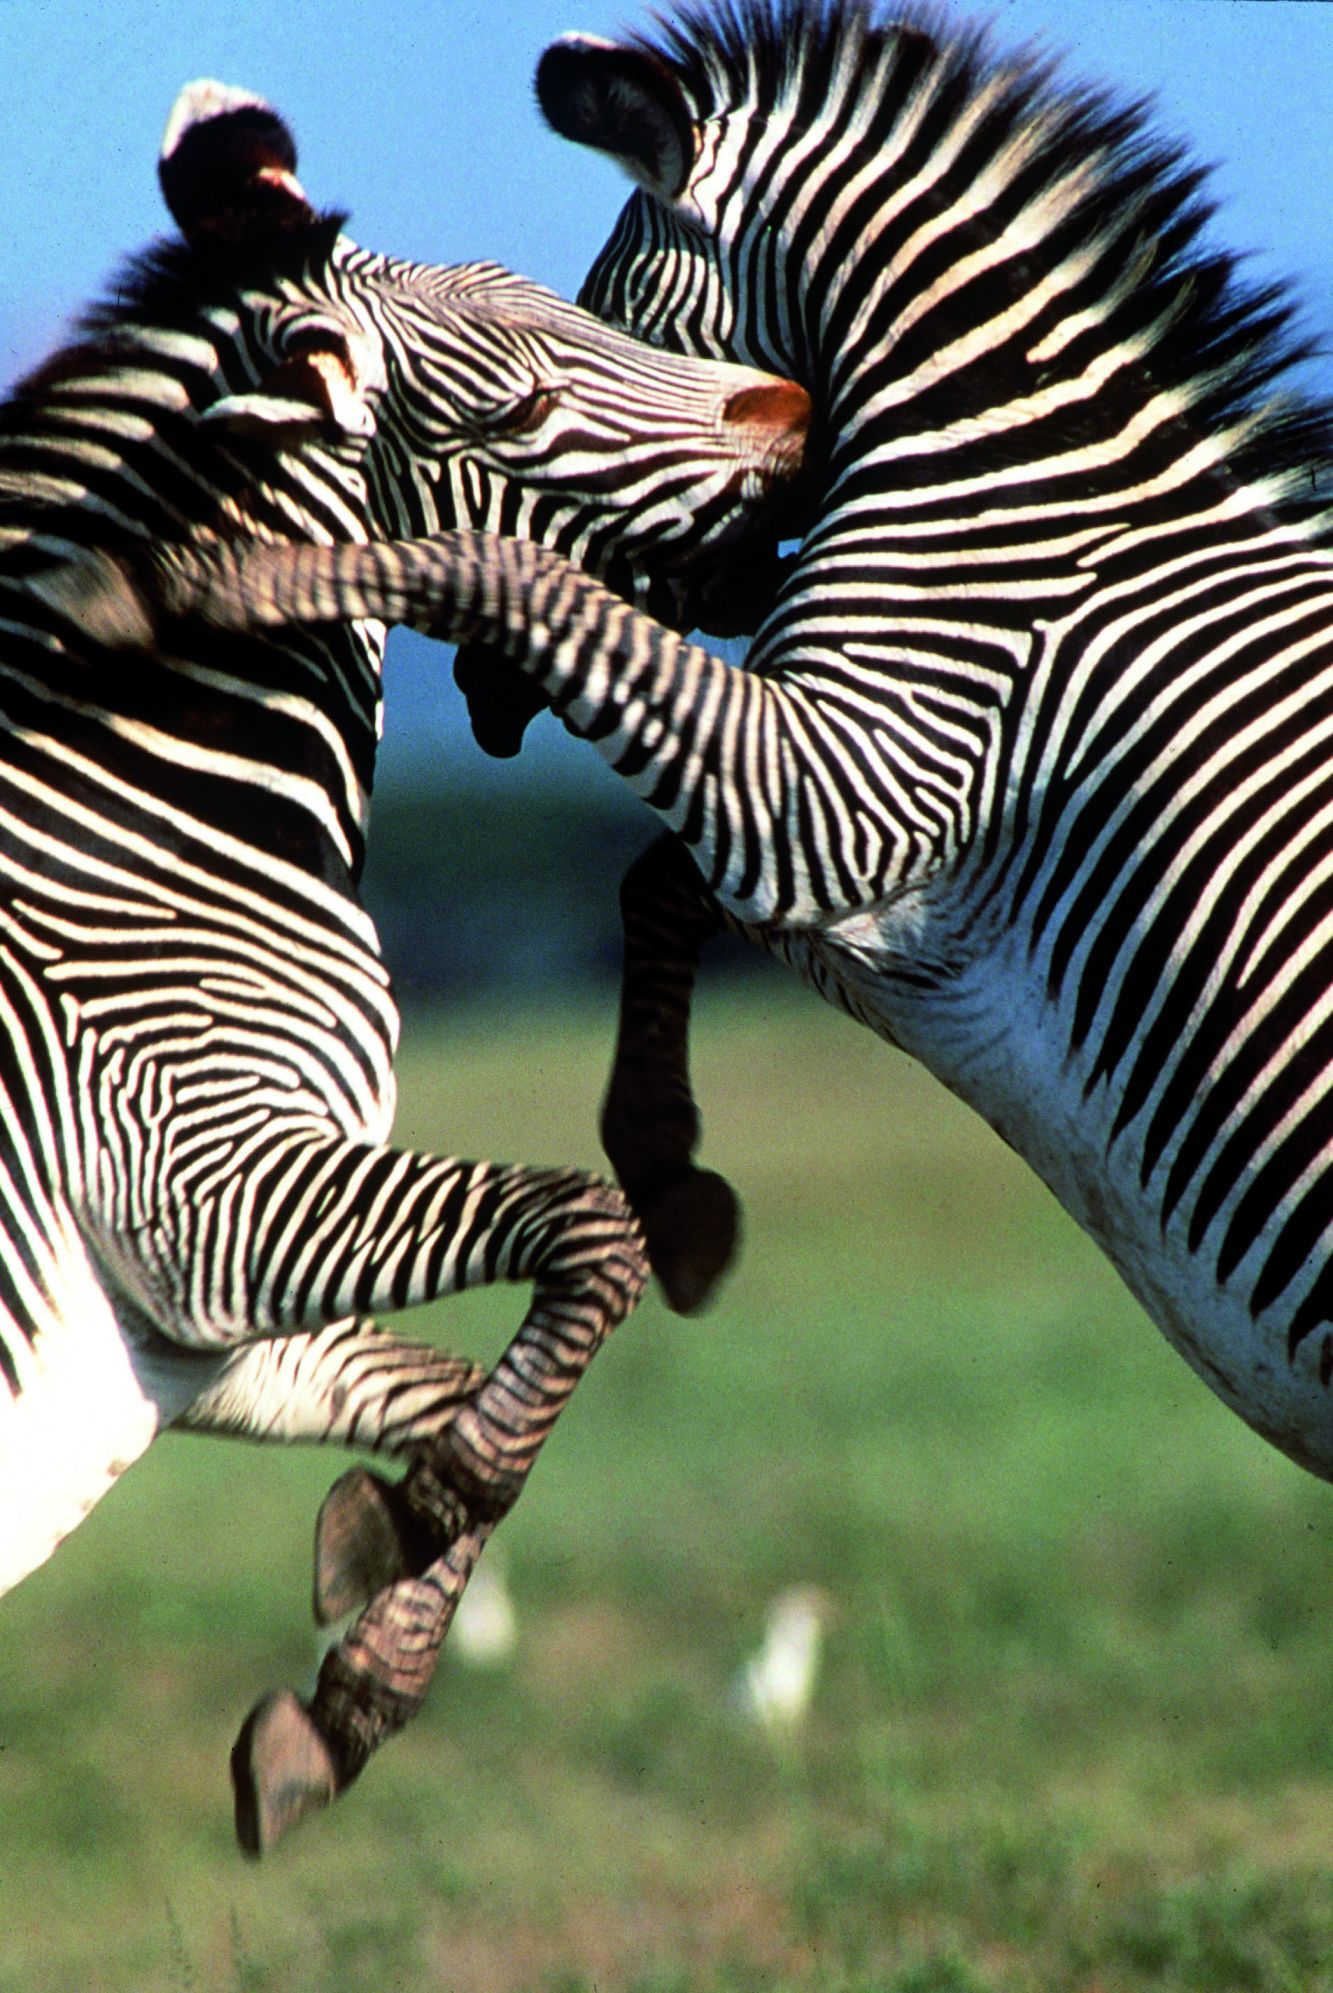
[535,6,850,380]
[536,3,1080,392]
[153,79,809,630]
[538,1,1333,534]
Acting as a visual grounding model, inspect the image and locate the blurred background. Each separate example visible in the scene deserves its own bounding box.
[3,4,1333,1990]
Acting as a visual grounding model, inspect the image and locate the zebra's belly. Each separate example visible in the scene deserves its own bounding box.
[0,1247,170,1597]
[813,914,1333,1483]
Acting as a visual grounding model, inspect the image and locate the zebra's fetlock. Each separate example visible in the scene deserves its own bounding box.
[601,1078,704,1189]
[306,1644,421,1790]
[412,1418,529,1526]
[313,1465,448,1625]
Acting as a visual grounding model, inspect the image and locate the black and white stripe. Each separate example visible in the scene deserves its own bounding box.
[0,74,808,1850]
[534,7,1333,1483]
[148,3,1333,1493]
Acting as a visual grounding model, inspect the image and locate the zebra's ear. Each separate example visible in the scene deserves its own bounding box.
[160,80,316,243]
[203,334,377,441]
[536,36,693,200]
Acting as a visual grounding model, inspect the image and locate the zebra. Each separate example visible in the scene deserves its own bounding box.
[131,1,1333,1515]
[0,74,808,1852]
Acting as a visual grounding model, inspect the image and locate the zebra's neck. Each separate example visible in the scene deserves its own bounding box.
[0,321,390,889]
[731,14,1333,789]
[663,7,1328,629]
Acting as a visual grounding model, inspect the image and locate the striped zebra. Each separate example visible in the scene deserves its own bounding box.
[136,2,1333,1508]
[0,75,807,1851]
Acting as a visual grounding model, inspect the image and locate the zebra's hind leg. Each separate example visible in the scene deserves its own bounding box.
[233,1516,490,1856]
[233,1186,646,1851]
[601,832,742,1315]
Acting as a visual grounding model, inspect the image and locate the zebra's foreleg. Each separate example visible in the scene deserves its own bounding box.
[309,1195,647,1627]
[231,1245,632,1852]
[173,1317,487,1454]
[74,536,749,1310]
[170,1319,489,1621]
[601,832,741,1315]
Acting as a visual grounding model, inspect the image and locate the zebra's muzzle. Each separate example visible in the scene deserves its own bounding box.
[649,377,810,639]
[722,378,812,490]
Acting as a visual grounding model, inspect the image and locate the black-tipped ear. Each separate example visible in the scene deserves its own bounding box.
[536,37,693,200]
[160,80,316,243]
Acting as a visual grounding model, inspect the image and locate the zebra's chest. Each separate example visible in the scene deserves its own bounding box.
[810,899,1333,1482]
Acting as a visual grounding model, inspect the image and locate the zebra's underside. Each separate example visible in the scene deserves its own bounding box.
[809,911,1333,1484]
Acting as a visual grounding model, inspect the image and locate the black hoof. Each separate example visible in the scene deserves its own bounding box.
[231,1690,336,1858]
[640,1167,742,1315]
[314,1467,414,1624]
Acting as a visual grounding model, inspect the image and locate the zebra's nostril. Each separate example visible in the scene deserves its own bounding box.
[723,379,811,466]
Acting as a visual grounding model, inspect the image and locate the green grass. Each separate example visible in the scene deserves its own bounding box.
[5,984,1333,1991]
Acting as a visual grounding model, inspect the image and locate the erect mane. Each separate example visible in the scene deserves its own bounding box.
[628,0,1332,532]
[0,210,351,546]
[2,210,348,417]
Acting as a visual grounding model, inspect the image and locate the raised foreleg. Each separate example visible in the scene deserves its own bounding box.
[175,1316,487,1455]
[184,1363,501,1766]
[232,1513,491,1855]
[103,1144,644,1498]
[63,541,755,1310]
[171,1319,488,1625]
[64,535,848,1324]
[227,1154,636,1853]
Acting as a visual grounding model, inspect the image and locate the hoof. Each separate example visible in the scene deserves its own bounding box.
[314,1467,415,1624]
[231,1690,336,1858]
[641,1167,742,1315]
[454,641,547,757]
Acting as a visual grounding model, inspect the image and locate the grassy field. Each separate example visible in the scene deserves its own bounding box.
[5,984,1333,1992]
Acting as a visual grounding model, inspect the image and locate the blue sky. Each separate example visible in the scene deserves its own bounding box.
[3,0,1330,786]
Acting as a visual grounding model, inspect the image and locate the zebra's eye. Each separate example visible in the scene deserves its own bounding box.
[470,385,558,438]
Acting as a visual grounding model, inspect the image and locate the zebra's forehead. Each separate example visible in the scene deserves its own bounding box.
[331,242,733,386]
[331,246,564,332]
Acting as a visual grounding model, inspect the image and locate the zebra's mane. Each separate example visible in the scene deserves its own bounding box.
[2,210,349,418]
[630,0,1332,527]
[0,211,351,546]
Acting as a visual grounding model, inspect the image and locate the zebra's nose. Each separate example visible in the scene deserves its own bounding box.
[722,379,811,480]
